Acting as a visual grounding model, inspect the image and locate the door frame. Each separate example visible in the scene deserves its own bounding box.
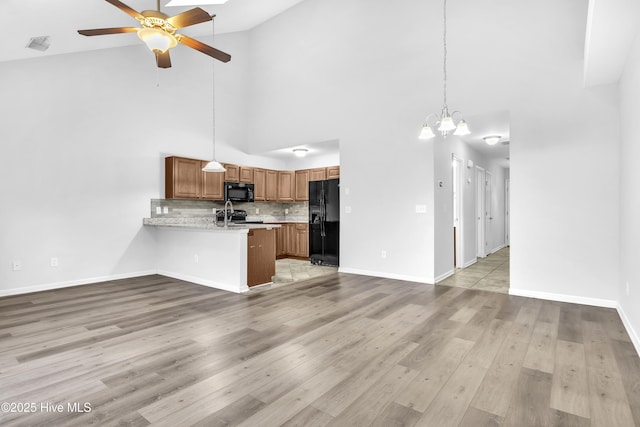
[476,166,486,258]
[452,155,464,268]
[485,170,493,255]
[505,178,510,247]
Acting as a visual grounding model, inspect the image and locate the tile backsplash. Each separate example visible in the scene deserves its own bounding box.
[150,199,308,222]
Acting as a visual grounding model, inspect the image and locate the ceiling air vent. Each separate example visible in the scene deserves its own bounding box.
[26,36,50,52]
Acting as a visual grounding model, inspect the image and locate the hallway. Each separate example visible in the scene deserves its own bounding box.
[438,247,510,293]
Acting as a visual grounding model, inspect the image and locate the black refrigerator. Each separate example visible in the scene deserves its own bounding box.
[309,179,340,266]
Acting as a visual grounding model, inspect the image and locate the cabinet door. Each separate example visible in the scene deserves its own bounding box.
[275,225,286,257]
[295,223,309,257]
[239,166,254,184]
[224,164,240,182]
[247,228,276,287]
[309,168,326,182]
[254,168,266,202]
[165,156,201,199]
[286,224,296,255]
[266,170,278,201]
[201,161,224,200]
[326,166,340,180]
[278,171,295,202]
[294,170,309,201]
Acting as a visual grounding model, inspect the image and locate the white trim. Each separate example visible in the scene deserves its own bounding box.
[157,270,249,294]
[338,267,433,285]
[617,304,640,357]
[435,269,455,283]
[490,244,508,254]
[508,288,617,308]
[462,258,477,268]
[0,270,157,297]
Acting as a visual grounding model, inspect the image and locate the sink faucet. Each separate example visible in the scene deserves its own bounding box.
[223,200,234,228]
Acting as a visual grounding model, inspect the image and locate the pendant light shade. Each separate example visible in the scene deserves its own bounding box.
[438,115,456,132]
[454,120,470,136]
[202,18,226,174]
[419,124,436,140]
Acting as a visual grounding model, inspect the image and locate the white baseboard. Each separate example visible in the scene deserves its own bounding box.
[434,270,454,283]
[508,288,617,308]
[491,244,508,254]
[338,267,433,285]
[0,270,157,297]
[462,258,477,268]
[156,270,248,294]
[616,304,640,358]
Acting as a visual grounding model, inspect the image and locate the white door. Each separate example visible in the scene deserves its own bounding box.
[452,155,463,268]
[476,166,485,258]
[485,171,493,254]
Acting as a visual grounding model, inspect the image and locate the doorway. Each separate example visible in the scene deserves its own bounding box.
[485,170,493,255]
[476,166,486,258]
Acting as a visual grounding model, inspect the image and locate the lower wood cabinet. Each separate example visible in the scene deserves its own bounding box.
[247,228,276,287]
[271,223,309,259]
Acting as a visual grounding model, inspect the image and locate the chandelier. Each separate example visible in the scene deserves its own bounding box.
[419,0,470,139]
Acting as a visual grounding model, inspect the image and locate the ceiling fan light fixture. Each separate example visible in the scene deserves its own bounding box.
[483,135,501,146]
[166,0,229,5]
[137,27,177,53]
[293,148,309,158]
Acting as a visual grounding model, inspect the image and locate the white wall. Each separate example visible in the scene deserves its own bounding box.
[0,32,250,295]
[618,30,640,349]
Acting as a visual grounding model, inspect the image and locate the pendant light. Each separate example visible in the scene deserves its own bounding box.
[202,18,226,173]
[419,0,469,139]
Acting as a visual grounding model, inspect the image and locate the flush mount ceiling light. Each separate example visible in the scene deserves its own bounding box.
[483,135,501,146]
[202,19,226,173]
[419,0,469,140]
[293,148,309,158]
[78,0,231,69]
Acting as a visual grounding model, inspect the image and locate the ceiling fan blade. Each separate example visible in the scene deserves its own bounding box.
[78,27,139,36]
[167,8,212,29]
[156,51,172,69]
[177,35,231,63]
[105,0,144,20]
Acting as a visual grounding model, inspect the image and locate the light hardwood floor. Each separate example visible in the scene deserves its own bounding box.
[1,273,639,426]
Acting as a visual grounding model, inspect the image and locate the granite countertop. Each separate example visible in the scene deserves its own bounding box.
[143,218,282,231]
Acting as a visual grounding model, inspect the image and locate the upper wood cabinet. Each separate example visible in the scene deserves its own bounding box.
[278,171,295,202]
[201,161,225,200]
[239,166,254,184]
[166,156,201,199]
[223,164,239,182]
[266,170,278,201]
[254,168,266,201]
[326,166,340,179]
[295,169,309,201]
[309,168,327,182]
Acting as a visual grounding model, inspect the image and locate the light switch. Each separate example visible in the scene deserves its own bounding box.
[345,206,352,214]
[415,204,427,213]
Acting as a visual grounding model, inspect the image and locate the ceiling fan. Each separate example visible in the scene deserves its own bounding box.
[78,0,231,68]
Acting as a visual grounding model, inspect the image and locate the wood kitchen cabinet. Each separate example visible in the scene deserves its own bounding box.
[295,169,309,201]
[271,223,309,259]
[278,171,295,202]
[326,166,340,179]
[200,161,225,200]
[275,225,287,257]
[247,228,276,287]
[253,168,266,201]
[266,170,278,201]
[165,156,224,200]
[165,156,201,199]
[239,166,254,183]
[223,164,240,182]
[309,168,327,182]
[294,223,309,257]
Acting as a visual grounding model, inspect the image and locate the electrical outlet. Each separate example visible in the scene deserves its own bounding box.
[345,206,352,214]
[381,250,387,259]
[285,209,289,214]
[256,208,260,214]
[194,254,199,264]
[155,206,162,215]
[50,257,58,267]
[415,204,427,213]
[12,260,22,271]
[163,206,169,214]
[344,187,350,195]
[212,208,217,215]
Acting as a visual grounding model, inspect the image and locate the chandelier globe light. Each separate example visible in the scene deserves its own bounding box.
[419,0,469,140]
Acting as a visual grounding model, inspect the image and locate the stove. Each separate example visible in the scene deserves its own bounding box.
[215,209,263,224]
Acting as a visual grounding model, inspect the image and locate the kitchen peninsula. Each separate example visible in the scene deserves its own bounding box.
[144,217,279,293]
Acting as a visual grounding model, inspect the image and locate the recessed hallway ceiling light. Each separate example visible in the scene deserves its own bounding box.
[293,148,309,158]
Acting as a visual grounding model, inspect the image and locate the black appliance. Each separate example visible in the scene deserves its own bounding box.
[215,209,263,224]
[224,182,254,202]
[309,178,340,266]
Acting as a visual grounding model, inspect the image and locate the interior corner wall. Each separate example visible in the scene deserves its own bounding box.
[0,31,250,295]
[618,30,640,348]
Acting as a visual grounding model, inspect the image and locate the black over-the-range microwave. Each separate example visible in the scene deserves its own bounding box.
[224,182,254,202]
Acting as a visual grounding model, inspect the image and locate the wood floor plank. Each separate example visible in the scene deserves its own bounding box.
[1,273,640,426]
